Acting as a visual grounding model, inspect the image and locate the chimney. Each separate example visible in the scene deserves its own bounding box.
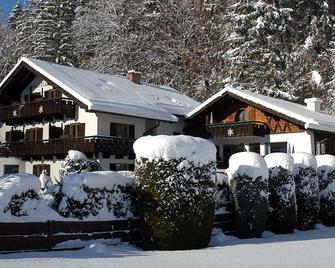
[127,70,141,84]
[304,97,323,112]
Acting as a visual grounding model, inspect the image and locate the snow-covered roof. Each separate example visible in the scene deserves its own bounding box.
[187,86,335,133]
[0,58,200,122]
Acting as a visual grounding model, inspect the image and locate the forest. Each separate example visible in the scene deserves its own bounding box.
[0,0,334,111]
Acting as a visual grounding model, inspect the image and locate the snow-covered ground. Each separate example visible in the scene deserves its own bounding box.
[2,225,335,268]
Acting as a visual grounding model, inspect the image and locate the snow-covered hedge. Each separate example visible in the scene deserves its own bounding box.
[215,170,234,214]
[316,155,335,226]
[53,171,135,220]
[291,153,319,230]
[227,152,268,238]
[134,135,216,250]
[0,174,61,222]
[264,153,296,234]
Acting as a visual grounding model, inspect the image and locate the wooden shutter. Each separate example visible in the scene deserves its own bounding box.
[5,131,11,142]
[110,123,117,136]
[37,128,43,140]
[64,125,70,136]
[44,91,50,99]
[33,165,38,176]
[129,125,135,139]
[25,129,31,141]
[78,123,85,137]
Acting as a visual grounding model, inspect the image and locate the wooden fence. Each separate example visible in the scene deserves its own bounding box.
[0,213,234,252]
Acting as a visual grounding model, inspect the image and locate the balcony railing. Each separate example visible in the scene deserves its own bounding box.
[0,136,135,159]
[0,98,76,125]
[206,121,269,138]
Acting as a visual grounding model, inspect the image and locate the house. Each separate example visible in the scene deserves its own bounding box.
[186,86,335,168]
[0,57,199,177]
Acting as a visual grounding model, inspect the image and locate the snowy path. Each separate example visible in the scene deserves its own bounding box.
[1,225,335,268]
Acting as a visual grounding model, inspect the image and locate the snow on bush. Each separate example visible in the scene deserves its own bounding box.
[291,153,319,230]
[0,174,61,222]
[215,170,234,214]
[134,135,216,250]
[316,154,335,226]
[264,153,296,234]
[54,171,135,220]
[227,152,269,238]
[59,150,101,179]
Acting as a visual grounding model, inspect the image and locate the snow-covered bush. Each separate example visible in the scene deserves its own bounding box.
[134,135,216,250]
[291,153,319,230]
[316,155,335,226]
[264,153,296,234]
[53,171,135,220]
[59,150,101,179]
[0,173,41,216]
[227,152,269,239]
[215,170,234,214]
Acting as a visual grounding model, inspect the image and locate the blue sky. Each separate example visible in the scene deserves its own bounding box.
[0,0,26,16]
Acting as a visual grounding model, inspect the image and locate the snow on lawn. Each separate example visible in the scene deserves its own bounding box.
[2,226,335,268]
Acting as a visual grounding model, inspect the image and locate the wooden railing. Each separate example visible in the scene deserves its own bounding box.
[0,98,76,125]
[0,136,135,159]
[206,121,269,138]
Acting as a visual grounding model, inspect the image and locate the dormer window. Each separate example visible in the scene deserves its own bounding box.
[235,109,248,122]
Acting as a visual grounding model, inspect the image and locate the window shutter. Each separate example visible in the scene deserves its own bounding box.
[44,91,50,99]
[64,125,70,136]
[25,129,31,141]
[5,131,11,142]
[37,128,43,140]
[129,125,135,139]
[33,165,38,176]
[79,123,85,137]
[110,123,117,136]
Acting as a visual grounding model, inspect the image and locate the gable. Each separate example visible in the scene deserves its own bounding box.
[191,94,305,135]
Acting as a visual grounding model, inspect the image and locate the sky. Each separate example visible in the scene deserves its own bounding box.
[0,0,25,17]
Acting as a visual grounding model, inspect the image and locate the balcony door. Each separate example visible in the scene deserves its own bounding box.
[25,128,43,141]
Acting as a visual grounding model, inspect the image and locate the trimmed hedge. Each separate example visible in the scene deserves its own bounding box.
[228,152,268,239]
[135,158,216,250]
[267,166,296,234]
[294,166,319,230]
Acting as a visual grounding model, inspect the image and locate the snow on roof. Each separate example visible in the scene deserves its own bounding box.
[0,58,199,122]
[187,86,335,133]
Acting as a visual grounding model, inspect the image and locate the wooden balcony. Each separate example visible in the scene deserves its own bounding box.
[206,121,269,139]
[0,98,76,125]
[0,136,135,160]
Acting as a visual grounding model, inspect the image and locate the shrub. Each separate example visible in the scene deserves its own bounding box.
[264,153,296,234]
[59,150,101,179]
[134,135,216,250]
[316,155,335,226]
[227,152,268,239]
[291,153,319,230]
[53,171,135,220]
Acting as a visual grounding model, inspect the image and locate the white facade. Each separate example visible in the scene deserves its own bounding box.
[0,76,188,178]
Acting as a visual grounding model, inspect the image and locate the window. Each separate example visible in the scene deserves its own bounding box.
[222,144,244,168]
[33,164,51,177]
[4,165,19,174]
[235,109,248,122]
[25,128,43,141]
[110,163,134,171]
[110,123,135,139]
[250,143,260,154]
[64,123,85,138]
[270,142,287,153]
